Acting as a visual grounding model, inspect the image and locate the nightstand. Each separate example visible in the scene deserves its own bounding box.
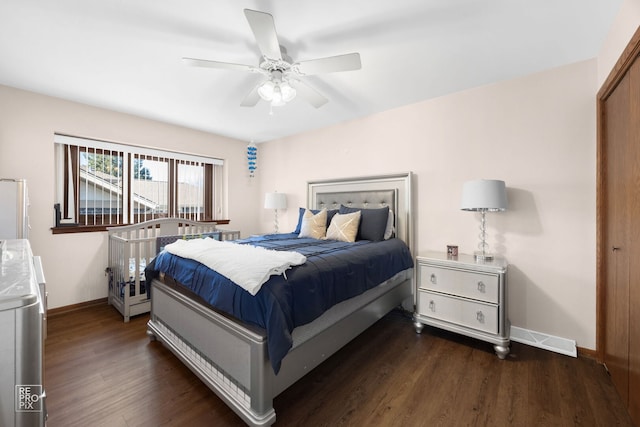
[413,251,510,359]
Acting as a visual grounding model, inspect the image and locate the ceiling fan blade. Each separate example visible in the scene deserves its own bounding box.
[295,53,361,75]
[240,85,261,107]
[183,57,256,72]
[290,80,328,108]
[244,9,282,60]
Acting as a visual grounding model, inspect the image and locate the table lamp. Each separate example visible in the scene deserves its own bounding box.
[460,179,507,261]
[264,192,287,233]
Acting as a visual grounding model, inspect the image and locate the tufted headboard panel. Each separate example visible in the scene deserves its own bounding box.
[315,190,396,213]
[307,173,413,254]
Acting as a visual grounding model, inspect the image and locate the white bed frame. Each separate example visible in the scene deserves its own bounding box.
[107,218,239,322]
[146,173,414,425]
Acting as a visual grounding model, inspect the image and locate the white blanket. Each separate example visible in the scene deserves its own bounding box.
[163,238,306,296]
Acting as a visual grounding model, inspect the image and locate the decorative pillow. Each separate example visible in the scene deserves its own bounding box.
[339,205,390,241]
[298,209,327,239]
[384,210,395,240]
[293,207,338,233]
[325,211,361,242]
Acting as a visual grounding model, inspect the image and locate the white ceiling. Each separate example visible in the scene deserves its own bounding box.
[0,0,622,143]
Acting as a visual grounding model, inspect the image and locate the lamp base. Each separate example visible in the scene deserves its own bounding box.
[474,251,494,262]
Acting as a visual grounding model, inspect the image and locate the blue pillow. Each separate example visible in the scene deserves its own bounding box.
[293,207,338,233]
[338,205,389,241]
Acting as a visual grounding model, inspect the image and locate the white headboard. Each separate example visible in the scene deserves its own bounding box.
[307,172,413,253]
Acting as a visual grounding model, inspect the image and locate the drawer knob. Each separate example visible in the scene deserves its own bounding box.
[429,300,436,312]
[476,311,485,323]
[477,281,486,293]
[430,273,437,284]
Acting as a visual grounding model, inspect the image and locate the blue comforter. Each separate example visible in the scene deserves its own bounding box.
[147,233,413,373]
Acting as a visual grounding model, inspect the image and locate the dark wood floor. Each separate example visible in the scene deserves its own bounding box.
[45,304,633,426]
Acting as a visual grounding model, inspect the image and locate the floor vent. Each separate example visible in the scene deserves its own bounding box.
[510,326,577,357]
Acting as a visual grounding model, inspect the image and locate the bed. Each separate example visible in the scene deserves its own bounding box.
[106,218,239,322]
[146,173,414,426]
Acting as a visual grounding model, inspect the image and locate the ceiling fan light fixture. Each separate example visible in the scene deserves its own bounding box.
[258,77,296,106]
[280,80,296,102]
[270,85,285,106]
[257,80,275,100]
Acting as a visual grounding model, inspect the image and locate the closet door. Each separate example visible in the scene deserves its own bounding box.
[603,68,631,405]
[627,57,640,423]
[602,51,640,423]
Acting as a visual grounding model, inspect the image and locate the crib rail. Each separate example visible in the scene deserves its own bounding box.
[107,218,219,322]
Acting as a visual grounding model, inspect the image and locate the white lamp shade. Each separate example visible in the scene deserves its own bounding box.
[265,192,287,209]
[460,179,507,212]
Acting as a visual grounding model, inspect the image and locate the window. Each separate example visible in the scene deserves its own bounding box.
[54,134,224,231]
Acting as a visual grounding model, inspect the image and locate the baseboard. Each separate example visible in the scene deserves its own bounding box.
[510,326,577,357]
[577,346,597,360]
[48,298,108,317]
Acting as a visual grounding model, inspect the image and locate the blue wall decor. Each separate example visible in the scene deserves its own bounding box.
[247,142,257,177]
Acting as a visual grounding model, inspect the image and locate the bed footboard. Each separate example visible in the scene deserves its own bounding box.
[147,270,413,426]
[147,279,276,426]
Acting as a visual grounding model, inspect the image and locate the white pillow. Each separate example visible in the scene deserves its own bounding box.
[384,210,395,240]
[326,211,361,242]
[298,208,327,239]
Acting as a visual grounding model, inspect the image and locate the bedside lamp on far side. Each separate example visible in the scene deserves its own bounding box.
[264,192,287,233]
[460,179,507,261]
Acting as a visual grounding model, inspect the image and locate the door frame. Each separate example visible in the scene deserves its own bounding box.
[596,25,640,362]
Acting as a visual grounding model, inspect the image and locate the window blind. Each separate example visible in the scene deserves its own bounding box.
[54,134,224,228]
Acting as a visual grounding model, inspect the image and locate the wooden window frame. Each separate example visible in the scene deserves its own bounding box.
[52,134,226,233]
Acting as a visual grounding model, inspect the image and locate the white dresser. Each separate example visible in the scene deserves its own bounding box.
[413,251,510,359]
[0,239,47,426]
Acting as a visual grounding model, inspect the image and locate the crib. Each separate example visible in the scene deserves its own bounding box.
[107,218,240,322]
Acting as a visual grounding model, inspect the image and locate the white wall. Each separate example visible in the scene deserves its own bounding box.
[598,0,640,85]
[0,84,259,309]
[258,59,599,349]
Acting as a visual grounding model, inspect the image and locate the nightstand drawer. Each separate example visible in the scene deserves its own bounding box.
[418,264,499,304]
[418,291,499,334]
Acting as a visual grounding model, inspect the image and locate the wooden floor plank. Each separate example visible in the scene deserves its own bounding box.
[44,305,633,426]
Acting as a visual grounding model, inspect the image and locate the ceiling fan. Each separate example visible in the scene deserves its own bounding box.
[183,9,362,109]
